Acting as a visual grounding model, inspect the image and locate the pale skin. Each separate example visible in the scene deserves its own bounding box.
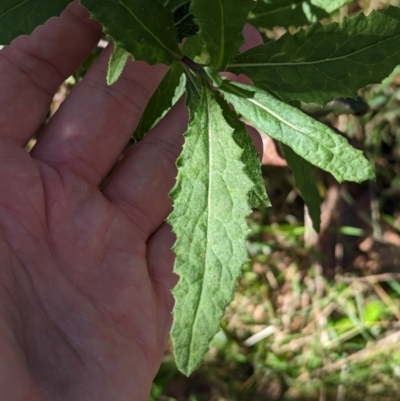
[0,3,262,400]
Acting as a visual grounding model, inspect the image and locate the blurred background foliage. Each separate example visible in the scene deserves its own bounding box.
[34,0,400,399]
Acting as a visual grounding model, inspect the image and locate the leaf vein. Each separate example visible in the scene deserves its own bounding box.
[0,0,30,18]
[228,33,400,69]
[112,0,181,59]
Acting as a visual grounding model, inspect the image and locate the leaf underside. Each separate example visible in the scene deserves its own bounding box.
[107,46,131,85]
[215,95,270,209]
[169,77,252,375]
[0,0,72,45]
[80,0,181,65]
[219,80,374,183]
[230,6,400,105]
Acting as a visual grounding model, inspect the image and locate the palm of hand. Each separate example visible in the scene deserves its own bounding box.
[0,3,184,400]
[0,143,176,400]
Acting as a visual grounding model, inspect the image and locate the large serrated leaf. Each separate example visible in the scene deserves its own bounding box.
[282,144,321,232]
[135,62,186,140]
[0,0,71,45]
[184,0,255,70]
[231,6,400,105]
[169,79,252,375]
[219,81,374,183]
[247,0,328,30]
[80,0,181,65]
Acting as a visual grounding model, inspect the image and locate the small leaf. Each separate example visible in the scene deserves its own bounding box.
[219,81,374,183]
[184,0,256,70]
[0,0,71,45]
[169,78,252,375]
[107,46,132,85]
[230,7,400,105]
[247,0,328,30]
[80,0,181,65]
[135,62,186,140]
[215,94,270,209]
[182,34,205,61]
[282,144,321,232]
[204,66,224,87]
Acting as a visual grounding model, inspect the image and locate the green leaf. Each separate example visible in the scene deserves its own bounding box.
[282,144,321,232]
[184,0,256,70]
[107,46,132,85]
[173,2,199,42]
[215,94,270,209]
[247,0,328,30]
[182,34,205,61]
[164,0,190,12]
[311,0,355,14]
[169,79,252,375]
[80,0,181,65]
[230,7,400,105]
[135,62,186,140]
[218,81,374,183]
[0,0,71,45]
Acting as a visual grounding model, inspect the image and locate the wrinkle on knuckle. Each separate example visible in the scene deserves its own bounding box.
[111,197,151,240]
[36,146,103,185]
[81,76,147,117]
[118,75,153,111]
[140,137,181,168]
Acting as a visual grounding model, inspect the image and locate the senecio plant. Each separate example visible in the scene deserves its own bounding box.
[2,0,400,375]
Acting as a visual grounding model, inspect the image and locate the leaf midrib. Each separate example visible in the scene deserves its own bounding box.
[187,86,214,372]
[225,83,337,157]
[228,32,400,69]
[112,0,181,59]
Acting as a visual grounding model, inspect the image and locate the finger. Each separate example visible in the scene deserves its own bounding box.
[240,23,263,52]
[0,3,102,146]
[148,222,178,295]
[147,222,178,345]
[32,44,168,185]
[103,99,188,237]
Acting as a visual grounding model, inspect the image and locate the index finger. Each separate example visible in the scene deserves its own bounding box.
[0,3,102,146]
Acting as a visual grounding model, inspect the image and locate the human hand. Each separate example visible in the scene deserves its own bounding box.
[0,3,186,400]
[0,3,263,400]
